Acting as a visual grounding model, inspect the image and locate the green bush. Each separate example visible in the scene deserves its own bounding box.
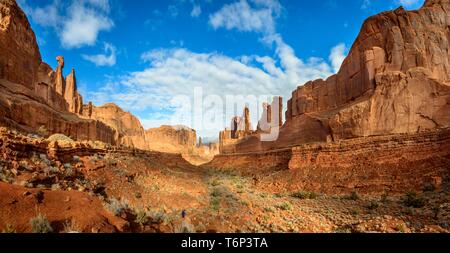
[403,192,426,208]
[210,198,221,211]
[36,126,49,137]
[276,202,292,211]
[347,191,359,201]
[104,198,129,216]
[147,210,167,224]
[366,201,380,210]
[134,210,148,226]
[423,183,436,192]
[30,214,53,233]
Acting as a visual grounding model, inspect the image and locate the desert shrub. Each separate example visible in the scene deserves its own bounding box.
[134,210,148,226]
[274,193,285,198]
[30,214,53,233]
[264,206,275,213]
[210,186,228,198]
[147,210,167,224]
[210,198,221,211]
[36,126,49,137]
[72,156,81,163]
[0,165,12,183]
[276,202,292,211]
[432,206,441,219]
[366,201,380,210]
[51,184,61,190]
[395,224,406,233]
[44,166,59,174]
[2,224,16,233]
[104,198,129,216]
[291,191,318,200]
[380,192,390,203]
[64,167,74,178]
[134,192,142,199]
[403,192,426,208]
[349,208,360,216]
[347,191,360,201]
[176,221,195,233]
[39,154,52,166]
[91,154,103,162]
[210,179,221,187]
[63,220,81,233]
[423,183,436,192]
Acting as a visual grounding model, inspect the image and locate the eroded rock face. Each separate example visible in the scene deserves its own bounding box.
[0,0,116,144]
[145,125,197,154]
[65,69,83,114]
[82,103,148,149]
[0,0,41,90]
[55,56,65,96]
[285,1,450,141]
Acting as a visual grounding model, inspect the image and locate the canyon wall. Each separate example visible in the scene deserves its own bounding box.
[286,0,450,141]
[218,0,450,154]
[81,104,199,155]
[145,125,197,154]
[0,0,116,144]
[207,128,450,193]
[82,103,148,149]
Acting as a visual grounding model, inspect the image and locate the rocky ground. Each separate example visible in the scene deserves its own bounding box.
[0,129,448,233]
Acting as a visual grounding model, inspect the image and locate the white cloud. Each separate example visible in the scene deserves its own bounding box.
[361,0,371,9]
[86,0,348,137]
[191,5,202,17]
[19,0,113,49]
[209,0,281,34]
[82,43,117,67]
[329,43,347,73]
[88,45,343,137]
[61,2,113,48]
[85,0,111,12]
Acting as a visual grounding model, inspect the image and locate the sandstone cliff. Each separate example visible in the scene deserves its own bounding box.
[0,0,211,161]
[146,125,197,154]
[0,0,116,143]
[0,0,41,90]
[82,103,148,149]
[220,0,450,153]
[285,0,450,143]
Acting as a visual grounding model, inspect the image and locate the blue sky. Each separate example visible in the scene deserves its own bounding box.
[17,0,425,139]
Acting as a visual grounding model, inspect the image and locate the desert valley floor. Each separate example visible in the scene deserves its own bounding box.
[1,0,450,233]
[0,128,449,233]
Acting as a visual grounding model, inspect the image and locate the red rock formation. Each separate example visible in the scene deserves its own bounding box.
[55,56,65,96]
[0,0,116,144]
[65,69,83,114]
[244,106,251,134]
[208,128,450,193]
[285,0,450,142]
[82,103,148,149]
[145,125,197,154]
[219,97,284,154]
[219,0,450,154]
[0,0,41,90]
